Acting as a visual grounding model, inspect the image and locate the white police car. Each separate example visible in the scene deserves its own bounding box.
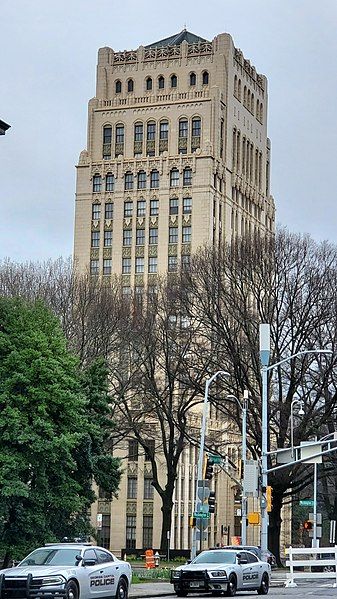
[0,543,131,599]
[170,549,271,596]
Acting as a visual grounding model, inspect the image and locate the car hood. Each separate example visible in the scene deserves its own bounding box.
[1,566,75,577]
[176,563,231,571]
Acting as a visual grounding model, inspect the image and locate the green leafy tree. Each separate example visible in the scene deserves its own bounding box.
[0,298,121,565]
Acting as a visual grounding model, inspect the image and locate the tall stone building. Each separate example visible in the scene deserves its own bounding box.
[74,30,276,553]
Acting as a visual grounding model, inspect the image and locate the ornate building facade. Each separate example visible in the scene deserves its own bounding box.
[74,29,276,553]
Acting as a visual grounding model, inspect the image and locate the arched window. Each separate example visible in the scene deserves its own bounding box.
[158,75,164,89]
[238,79,242,101]
[146,77,153,91]
[159,120,169,140]
[105,173,114,192]
[147,121,156,140]
[234,75,238,97]
[170,168,179,187]
[260,103,263,123]
[137,170,146,190]
[183,167,192,186]
[115,124,124,143]
[93,174,102,193]
[202,71,209,85]
[192,117,201,137]
[247,89,251,110]
[124,172,134,191]
[243,86,247,107]
[189,72,196,86]
[179,118,188,138]
[251,93,255,115]
[103,125,112,159]
[127,79,134,93]
[134,122,143,142]
[256,99,260,120]
[170,74,177,88]
[115,80,122,94]
[150,170,159,189]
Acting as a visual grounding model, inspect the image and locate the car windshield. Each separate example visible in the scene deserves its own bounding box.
[20,549,82,566]
[193,551,236,565]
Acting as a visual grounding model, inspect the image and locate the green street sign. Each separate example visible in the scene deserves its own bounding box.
[299,499,314,507]
[210,454,222,464]
[194,512,210,519]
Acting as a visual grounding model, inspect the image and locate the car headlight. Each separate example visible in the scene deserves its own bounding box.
[40,576,66,586]
[172,571,181,579]
[210,570,226,577]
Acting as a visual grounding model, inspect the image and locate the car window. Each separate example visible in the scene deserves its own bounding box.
[193,551,236,565]
[20,549,82,566]
[84,549,97,562]
[246,551,258,563]
[238,551,248,562]
[96,549,114,563]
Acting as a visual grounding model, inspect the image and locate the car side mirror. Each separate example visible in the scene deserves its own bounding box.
[83,559,97,566]
[186,559,191,564]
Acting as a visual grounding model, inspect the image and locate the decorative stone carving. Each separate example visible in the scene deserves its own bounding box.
[143,503,154,515]
[183,214,191,224]
[134,275,144,285]
[150,217,158,226]
[123,219,132,229]
[122,274,131,285]
[181,243,191,255]
[159,139,168,153]
[169,215,177,225]
[137,217,144,226]
[148,246,157,257]
[90,248,99,259]
[115,142,124,156]
[122,247,132,258]
[126,501,137,515]
[97,500,111,514]
[134,141,143,154]
[168,244,178,256]
[135,247,144,257]
[127,462,138,474]
[104,220,113,230]
[91,220,100,230]
[103,248,112,259]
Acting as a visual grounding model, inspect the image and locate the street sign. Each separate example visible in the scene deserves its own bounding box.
[299,500,314,507]
[248,512,261,525]
[244,460,259,497]
[194,512,210,519]
[210,454,222,464]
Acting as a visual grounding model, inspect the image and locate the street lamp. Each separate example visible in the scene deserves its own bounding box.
[290,399,305,458]
[227,392,249,545]
[259,323,332,553]
[191,370,230,560]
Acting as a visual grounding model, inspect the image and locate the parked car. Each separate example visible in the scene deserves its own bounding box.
[0,542,131,599]
[219,545,276,567]
[170,548,271,596]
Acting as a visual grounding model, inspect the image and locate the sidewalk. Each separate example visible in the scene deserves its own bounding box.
[129,571,288,597]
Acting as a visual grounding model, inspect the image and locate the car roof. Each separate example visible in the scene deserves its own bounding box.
[43,544,111,552]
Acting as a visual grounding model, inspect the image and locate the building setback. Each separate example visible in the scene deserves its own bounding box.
[74,30,276,553]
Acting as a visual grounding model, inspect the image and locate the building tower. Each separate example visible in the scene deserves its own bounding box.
[74,30,276,553]
[74,29,275,286]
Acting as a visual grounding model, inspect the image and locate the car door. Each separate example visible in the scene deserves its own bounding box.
[238,552,254,589]
[246,551,262,588]
[95,549,118,597]
[81,548,116,599]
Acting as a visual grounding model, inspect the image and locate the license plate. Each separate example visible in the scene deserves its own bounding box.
[190,581,203,588]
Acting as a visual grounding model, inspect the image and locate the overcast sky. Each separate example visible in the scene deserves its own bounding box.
[1,0,337,261]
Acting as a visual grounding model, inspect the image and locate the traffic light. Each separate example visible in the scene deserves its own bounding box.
[208,491,216,514]
[205,457,215,480]
[266,486,273,512]
[303,520,313,531]
[189,516,196,527]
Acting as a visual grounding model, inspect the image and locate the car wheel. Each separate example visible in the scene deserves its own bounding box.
[225,574,237,596]
[115,578,128,599]
[65,581,79,599]
[257,573,269,595]
[176,591,188,597]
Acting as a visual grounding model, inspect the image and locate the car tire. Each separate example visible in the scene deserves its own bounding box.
[175,591,188,597]
[115,578,128,599]
[257,573,269,595]
[65,581,79,599]
[225,574,237,596]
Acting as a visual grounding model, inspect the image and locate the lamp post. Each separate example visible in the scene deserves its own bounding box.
[259,323,332,553]
[191,370,229,560]
[227,391,249,545]
[290,399,304,458]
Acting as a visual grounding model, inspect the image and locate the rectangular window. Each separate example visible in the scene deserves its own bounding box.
[192,118,201,137]
[181,254,190,270]
[90,259,99,275]
[97,514,111,550]
[149,228,158,245]
[105,203,113,219]
[104,230,112,247]
[103,127,112,144]
[134,123,143,141]
[137,172,146,189]
[128,439,138,461]
[105,174,114,192]
[127,476,137,499]
[144,478,154,500]
[145,439,155,461]
[103,259,112,275]
[150,199,159,216]
[124,173,134,190]
[123,229,132,246]
[122,286,131,297]
[169,227,178,244]
[92,204,100,220]
[168,256,178,272]
[147,122,156,140]
[91,231,100,247]
[124,201,133,217]
[122,257,131,274]
[137,200,146,217]
[93,175,101,193]
[179,120,188,138]
[142,515,153,549]
[148,257,157,273]
[183,197,192,214]
[150,171,159,189]
[170,169,179,187]
[116,125,124,143]
[182,226,192,243]
[135,257,144,273]
[159,121,169,140]
[136,229,145,246]
[183,169,192,186]
[126,516,136,549]
[169,198,179,215]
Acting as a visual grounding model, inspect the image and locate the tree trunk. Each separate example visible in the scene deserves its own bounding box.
[160,494,174,554]
[2,550,10,569]
[268,490,284,566]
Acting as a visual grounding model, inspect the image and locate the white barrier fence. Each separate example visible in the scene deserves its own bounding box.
[285,546,337,587]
